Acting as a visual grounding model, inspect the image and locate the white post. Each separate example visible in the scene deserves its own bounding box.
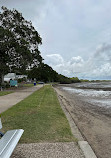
[0,118,2,129]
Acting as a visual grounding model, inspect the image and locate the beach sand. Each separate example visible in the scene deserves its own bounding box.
[54,85,111,158]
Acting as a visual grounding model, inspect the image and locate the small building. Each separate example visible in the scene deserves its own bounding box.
[16,75,27,79]
[4,73,16,82]
[4,73,27,82]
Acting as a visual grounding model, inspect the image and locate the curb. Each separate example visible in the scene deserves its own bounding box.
[78,141,97,158]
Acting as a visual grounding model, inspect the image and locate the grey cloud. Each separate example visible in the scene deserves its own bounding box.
[93,43,111,64]
[96,43,111,53]
[44,47,111,79]
[0,0,49,21]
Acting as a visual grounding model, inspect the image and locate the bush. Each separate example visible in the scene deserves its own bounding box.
[70,77,80,83]
[1,83,6,88]
[5,83,10,88]
[18,77,26,83]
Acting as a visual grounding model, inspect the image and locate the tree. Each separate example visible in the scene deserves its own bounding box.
[0,6,43,85]
[58,74,71,84]
[28,63,58,82]
[70,77,80,83]
[28,63,81,84]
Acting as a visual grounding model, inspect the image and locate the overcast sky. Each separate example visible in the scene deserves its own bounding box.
[0,0,111,80]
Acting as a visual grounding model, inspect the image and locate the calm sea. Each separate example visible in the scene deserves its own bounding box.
[62,82,111,108]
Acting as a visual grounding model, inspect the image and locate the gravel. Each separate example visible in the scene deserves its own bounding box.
[11,142,84,158]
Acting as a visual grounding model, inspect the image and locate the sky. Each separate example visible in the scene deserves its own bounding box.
[0,0,111,80]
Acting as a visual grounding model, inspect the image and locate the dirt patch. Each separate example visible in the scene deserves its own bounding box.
[54,85,111,158]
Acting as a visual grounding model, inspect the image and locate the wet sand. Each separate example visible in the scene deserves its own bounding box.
[54,85,111,158]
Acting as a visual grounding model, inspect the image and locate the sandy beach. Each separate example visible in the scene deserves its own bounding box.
[54,84,111,158]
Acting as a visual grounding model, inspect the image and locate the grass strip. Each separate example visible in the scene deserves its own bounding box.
[0,91,13,96]
[23,84,34,87]
[1,85,75,143]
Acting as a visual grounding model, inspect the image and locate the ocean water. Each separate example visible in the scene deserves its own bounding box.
[62,82,111,108]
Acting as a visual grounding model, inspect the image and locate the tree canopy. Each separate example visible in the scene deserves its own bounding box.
[28,63,80,84]
[0,6,43,84]
[28,63,58,83]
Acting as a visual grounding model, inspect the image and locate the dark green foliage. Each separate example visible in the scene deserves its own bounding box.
[5,82,10,88]
[70,77,80,83]
[0,6,43,84]
[80,79,90,82]
[28,63,58,82]
[17,77,27,83]
[28,63,80,84]
[58,74,71,84]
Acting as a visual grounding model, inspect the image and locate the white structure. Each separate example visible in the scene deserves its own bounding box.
[16,75,27,79]
[4,73,16,82]
[4,73,27,82]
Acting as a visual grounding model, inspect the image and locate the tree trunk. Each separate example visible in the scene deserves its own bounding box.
[0,74,4,85]
[2,74,4,84]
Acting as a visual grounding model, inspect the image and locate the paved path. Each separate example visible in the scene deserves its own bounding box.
[0,85,43,113]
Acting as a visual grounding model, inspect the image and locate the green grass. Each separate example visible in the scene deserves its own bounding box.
[23,83,34,87]
[1,85,74,143]
[0,91,13,96]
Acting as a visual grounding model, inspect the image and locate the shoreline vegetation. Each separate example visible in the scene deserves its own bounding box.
[1,85,75,143]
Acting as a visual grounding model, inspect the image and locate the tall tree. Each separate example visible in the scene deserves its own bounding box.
[0,6,43,84]
[28,63,58,83]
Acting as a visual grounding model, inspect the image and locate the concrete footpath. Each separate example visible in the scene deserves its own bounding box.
[0,85,43,113]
